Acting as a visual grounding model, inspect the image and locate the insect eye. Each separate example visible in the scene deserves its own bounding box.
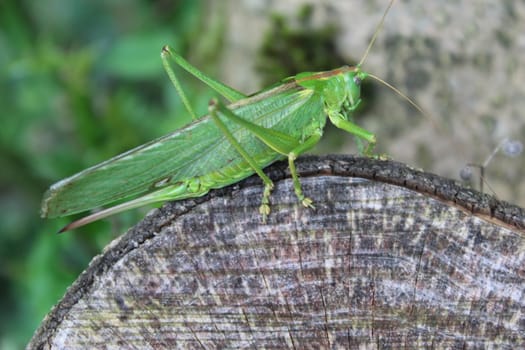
[353,76,362,86]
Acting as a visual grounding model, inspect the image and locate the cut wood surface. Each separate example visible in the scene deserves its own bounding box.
[28,155,525,349]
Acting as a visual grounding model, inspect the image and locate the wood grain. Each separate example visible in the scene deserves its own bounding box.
[28,156,525,349]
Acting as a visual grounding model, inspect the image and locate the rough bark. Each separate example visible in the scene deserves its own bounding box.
[28,155,525,349]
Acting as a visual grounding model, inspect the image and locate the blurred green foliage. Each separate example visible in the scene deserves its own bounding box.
[0,0,223,347]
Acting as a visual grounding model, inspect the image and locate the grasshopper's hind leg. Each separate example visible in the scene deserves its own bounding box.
[161,46,246,103]
[161,46,247,121]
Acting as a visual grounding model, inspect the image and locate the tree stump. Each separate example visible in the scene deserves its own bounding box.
[28,155,525,349]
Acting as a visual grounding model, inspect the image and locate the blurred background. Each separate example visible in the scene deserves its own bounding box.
[1,0,524,347]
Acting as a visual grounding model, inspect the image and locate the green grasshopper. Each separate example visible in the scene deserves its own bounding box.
[42,0,419,232]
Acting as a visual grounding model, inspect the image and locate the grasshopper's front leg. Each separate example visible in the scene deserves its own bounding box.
[328,111,377,156]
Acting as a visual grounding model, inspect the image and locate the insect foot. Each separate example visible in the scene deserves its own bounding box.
[259,204,271,222]
[369,153,390,161]
[301,197,315,209]
[259,183,273,223]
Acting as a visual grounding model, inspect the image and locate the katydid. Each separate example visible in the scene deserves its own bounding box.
[41,0,420,232]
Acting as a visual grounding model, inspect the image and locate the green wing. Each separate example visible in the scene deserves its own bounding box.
[42,84,318,218]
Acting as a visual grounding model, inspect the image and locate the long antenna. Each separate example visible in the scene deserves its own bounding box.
[368,73,442,131]
[357,1,442,133]
[358,0,395,67]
